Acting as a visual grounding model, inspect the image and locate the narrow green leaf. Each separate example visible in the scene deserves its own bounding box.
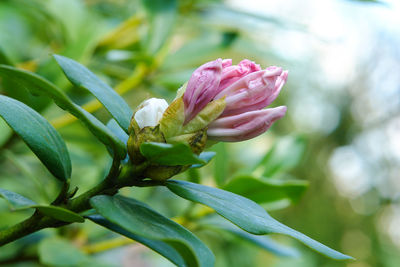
[36,206,84,223]
[191,151,216,168]
[140,142,205,166]
[0,46,13,65]
[211,143,228,186]
[0,188,84,222]
[223,176,308,205]
[0,95,71,181]
[166,180,353,260]
[54,55,132,133]
[88,215,186,267]
[38,237,87,267]
[142,0,177,53]
[0,65,126,159]
[106,119,129,145]
[0,188,36,210]
[90,195,214,267]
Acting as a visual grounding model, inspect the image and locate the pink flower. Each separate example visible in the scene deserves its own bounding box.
[183,59,261,124]
[182,58,288,141]
[207,107,287,142]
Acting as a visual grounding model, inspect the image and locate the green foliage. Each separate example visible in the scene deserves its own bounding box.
[0,65,126,159]
[54,55,132,133]
[90,195,215,267]
[140,142,206,166]
[0,95,71,181]
[38,237,87,267]
[166,180,352,260]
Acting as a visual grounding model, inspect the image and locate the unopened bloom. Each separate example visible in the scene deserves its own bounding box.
[134,98,169,129]
[183,59,261,124]
[207,106,287,142]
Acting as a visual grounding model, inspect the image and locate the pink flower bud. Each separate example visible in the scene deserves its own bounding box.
[207,106,287,142]
[183,59,223,124]
[215,67,288,117]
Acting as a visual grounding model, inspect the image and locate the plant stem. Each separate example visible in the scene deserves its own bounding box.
[0,160,148,246]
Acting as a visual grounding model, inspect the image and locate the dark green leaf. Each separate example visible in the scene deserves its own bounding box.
[88,215,186,267]
[223,176,308,205]
[38,237,87,267]
[36,206,84,223]
[0,188,36,209]
[142,0,177,53]
[106,119,129,145]
[0,46,13,65]
[140,142,205,166]
[0,95,71,181]
[54,55,132,133]
[90,195,214,267]
[0,65,126,159]
[166,180,353,260]
[191,151,216,168]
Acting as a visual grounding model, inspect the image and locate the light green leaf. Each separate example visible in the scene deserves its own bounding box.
[211,143,228,186]
[166,180,353,260]
[140,142,205,166]
[38,237,87,267]
[0,95,71,181]
[223,176,308,205]
[36,206,84,223]
[0,188,36,210]
[88,215,186,267]
[255,135,306,177]
[191,151,216,168]
[90,195,214,267]
[142,0,177,53]
[0,65,126,159]
[54,55,132,133]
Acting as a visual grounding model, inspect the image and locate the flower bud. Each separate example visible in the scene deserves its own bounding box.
[207,106,287,142]
[127,98,168,164]
[215,67,288,116]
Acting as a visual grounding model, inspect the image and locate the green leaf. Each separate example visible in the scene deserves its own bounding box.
[90,195,214,267]
[106,119,129,145]
[255,136,306,177]
[0,95,71,181]
[36,206,84,223]
[88,215,186,267]
[191,151,216,168]
[211,143,228,186]
[142,0,177,53]
[0,46,13,65]
[0,65,126,159]
[0,188,36,210]
[38,237,87,267]
[223,176,308,205]
[166,180,353,260]
[0,188,84,222]
[54,55,132,133]
[140,142,205,166]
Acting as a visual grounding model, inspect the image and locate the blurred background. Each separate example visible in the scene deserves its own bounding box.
[0,0,399,266]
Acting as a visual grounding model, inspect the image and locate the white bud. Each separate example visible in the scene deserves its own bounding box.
[134,98,169,129]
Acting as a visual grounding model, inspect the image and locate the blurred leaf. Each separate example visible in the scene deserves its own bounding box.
[223,176,308,205]
[90,195,215,267]
[191,151,216,168]
[36,206,84,223]
[0,188,84,222]
[142,0,177,54]
[88,215,186,267]
[166,180,353,260]
[212,142,229,186]
[0,188,36,210]
[0,95,71,181]
[54,55,132,133]
[140,142,205,166]
[38,237,87,267]
[255,135,306,177]
[0,46,13,65]
[0,65,126,159]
